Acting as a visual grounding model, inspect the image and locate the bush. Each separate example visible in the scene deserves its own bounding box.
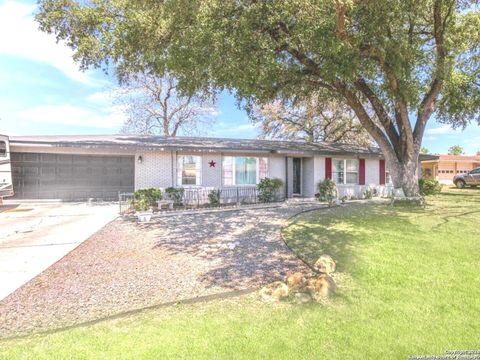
[208,189,221,206]
[419,179,442,196]
[363,189,373,199]
[257,178,283,203]
[131,188,162,212]
[164,187,185,205]
[317,179,337,203]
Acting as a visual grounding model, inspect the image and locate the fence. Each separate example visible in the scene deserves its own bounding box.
[119,187,285,214]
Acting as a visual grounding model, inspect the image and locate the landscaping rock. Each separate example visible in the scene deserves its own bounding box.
[314,254,336,274]
[285,272,305,290]
[306,274,336,300]
[260,281,289,302]
[294,292,312,304]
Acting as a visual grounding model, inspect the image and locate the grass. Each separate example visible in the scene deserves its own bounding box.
[1,188,480,359]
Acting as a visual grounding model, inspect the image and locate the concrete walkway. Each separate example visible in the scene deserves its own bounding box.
[0,202,119,300]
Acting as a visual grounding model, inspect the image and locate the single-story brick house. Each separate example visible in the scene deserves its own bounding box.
[1,134,437,201]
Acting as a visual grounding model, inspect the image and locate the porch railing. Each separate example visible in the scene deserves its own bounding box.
[119,187,285,215]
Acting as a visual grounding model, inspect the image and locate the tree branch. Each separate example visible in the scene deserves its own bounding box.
[414,0,452,145]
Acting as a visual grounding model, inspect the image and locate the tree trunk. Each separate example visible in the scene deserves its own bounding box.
[383,149,420,197]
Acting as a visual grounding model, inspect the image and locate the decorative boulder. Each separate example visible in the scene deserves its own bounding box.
[285,272,305,290]
[260,281,289,302]
[306,274,336,300]
[294,292,312,304]
[314,255,336,274]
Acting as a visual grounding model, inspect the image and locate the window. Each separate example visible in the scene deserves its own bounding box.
[332,159,358,185]
[0,141,6,157]
[470,168,480,174]
[222,156,268,185]
[177,155,201,186]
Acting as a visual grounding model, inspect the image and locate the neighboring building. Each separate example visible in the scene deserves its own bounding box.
[421,154,480,184]
[1,134,433,201]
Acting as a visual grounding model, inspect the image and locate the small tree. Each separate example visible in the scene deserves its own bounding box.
[448,145,464,155]
[420,147,430,154]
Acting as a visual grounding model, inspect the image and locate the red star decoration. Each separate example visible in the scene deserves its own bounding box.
[209,160,216,167]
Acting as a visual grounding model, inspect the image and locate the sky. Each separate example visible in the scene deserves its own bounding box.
[0,0,479,155]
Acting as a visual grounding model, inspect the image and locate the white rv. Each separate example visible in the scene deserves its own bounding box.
[0,135,13,199]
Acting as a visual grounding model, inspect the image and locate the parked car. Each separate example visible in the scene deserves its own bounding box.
[453,167,480,188]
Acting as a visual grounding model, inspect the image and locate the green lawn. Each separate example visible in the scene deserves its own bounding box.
[1,189,479,359]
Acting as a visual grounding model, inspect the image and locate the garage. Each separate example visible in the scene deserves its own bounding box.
[11,152,134,200]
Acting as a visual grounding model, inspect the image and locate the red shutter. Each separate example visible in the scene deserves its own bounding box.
[379,159,386,185]
[359,159,366,185]
[325,157,332,179]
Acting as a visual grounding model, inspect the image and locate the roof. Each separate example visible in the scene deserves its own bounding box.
[9,134,384,157]
[437,154,480,162]
[8,134,439,160]
[421,154,480,163]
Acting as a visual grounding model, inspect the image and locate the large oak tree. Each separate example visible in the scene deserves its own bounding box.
[36,0,480,196]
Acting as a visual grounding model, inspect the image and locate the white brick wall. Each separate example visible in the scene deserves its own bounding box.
[268,155,286,197]
[201,153,222,187]
[302,157,315,197]
[313,155,326,191]
[134,149,388,197]
[365,158,380,185]
[135,151,173,189]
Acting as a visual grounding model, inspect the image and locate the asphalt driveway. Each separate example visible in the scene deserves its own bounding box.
[0,202,119,300]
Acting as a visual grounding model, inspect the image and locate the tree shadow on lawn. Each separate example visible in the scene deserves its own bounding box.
[416,192,480,229]
[142,207,311,290]
[284,204,422,275]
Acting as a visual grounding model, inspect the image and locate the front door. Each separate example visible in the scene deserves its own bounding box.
[292,158,302,195]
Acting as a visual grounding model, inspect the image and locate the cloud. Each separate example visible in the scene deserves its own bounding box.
[86,90,118,104]
[465,136,480,145]
[19,104,126,129]
[236,123,256,131]
[0,1,94,84]
[425,125,461,136]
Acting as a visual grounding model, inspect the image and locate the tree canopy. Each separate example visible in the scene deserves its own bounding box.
[116,73,217,136]
[448,144,465,155]
[249,95,372,145]
[36,0,480,196]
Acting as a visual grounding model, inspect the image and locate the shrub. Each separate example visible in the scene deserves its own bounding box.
[164,187,185,205]
[317,179,337,203]
[419,179,442,196]
[131,188,162,212]
[257,178,283,203]
[363,189,373,199]
[208,189,221,206]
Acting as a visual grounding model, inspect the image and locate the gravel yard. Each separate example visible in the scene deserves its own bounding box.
[0,203,323,338]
